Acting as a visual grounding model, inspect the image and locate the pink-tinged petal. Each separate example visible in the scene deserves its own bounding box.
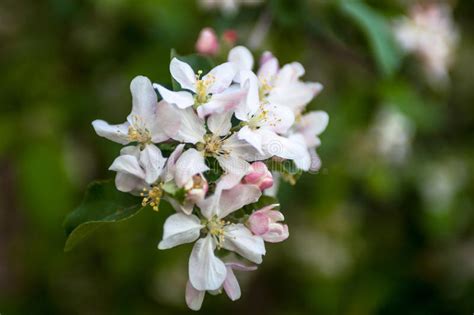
[152,100,181,142]
[197,86,245,118]
[175,149,209,187]
[223,267,241,301]
[109,155,145,179]
[243,162,273,191]
[185,281,205,311]
[189,235,227,291]
[217,184,261,218]
[258,51,279,80]
[309,149,322,172]
[115,172,145,193]
[274,62,305,87]
[170,58,197,92]
[248,211,270,235]
[158,213,203,250]
[92,120,130,145]
[205,62,237,94]
[161,144,185,182]
[172,107,206,144]
[196,193,219,220]
[235,70,259,121]
[195,27,219,56]
[216,173,246,191]
[296,110,328,148]
[262,223,289,243]
[207,111,233,136]
[223,224,266,264]
[228,46,254,80]
[260,130,310,171]
[130,75,158,119]
[154,84,194,109]
[139,144,166,184]
[238,126,263,154]
[225,261,258,272]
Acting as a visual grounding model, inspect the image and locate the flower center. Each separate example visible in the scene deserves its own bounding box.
[128,115,151,144]
[197,134,229,157]
[194,70,215,107]
[205,216,228,249]
[259,77,272,100]
[140,185,163,211]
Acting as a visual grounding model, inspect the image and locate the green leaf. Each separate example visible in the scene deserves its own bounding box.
[339,0,401,76]
[170,49,214,91]
[63,180,143,252]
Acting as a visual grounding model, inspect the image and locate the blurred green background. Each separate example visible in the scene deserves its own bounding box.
[1,0,473,314]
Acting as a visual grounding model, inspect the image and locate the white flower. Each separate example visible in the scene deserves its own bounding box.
[229,46,323,115]
[92,76,177,146]
[158,176,265,291]
[163,105,263,177]
[108,145,166,210]
[154,58,245,118]
[185,259,257,311]
[162,144,210,214]
[393,3,459,83]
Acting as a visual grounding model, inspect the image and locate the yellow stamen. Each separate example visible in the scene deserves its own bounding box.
[140,185,163,211]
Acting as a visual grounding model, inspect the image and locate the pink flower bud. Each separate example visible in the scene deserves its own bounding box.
[195,27,219,56]
[248,204,289,243]
[222,29,238,46]
[243,162,273,191]
[184,175,208,203]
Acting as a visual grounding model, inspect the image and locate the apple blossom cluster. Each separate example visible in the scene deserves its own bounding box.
[393,3,459,84]
[91,46,328,310]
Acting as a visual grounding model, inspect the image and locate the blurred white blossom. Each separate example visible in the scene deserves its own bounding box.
[393,3,459,84]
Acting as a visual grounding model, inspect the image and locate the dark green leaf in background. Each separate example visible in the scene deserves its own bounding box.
[63,180,143,252]
[339,0,401,77]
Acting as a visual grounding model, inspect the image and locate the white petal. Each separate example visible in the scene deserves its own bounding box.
[228,46,254,82]
[237,126,263,154]
[223,224,266,264]
[158,213,202,250]
[154,84,194,109]
[92,120,130,145]
[196,193,220,220]
[298,111,329,147]
[225,261,258,272]
[115,172,145,193]
[216,155,250,178]
[152,100,181,142]
[235,70,260,121]
[258,52,279,81]
[268,81,319,114]
[207,111,233,136]
[172,107,206,144]
[119,145,140,157]
[139,144,166,184]
[197,86,245,118]
[205,62,237,94]
[170,58,197,92]
[175,149,209,187]
[161,144,185,182]
[260,130,310,170]
[260,103,295,134]
[189,235,227,291]
[274,62,305,87]
[185,281,205,311]
[130,75,158,119]
[223,267,241,301]
[109,155,145,179]
[223,134,269,162]
[217,184,261,218]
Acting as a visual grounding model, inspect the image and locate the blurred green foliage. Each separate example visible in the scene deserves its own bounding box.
[1,0,473,314]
